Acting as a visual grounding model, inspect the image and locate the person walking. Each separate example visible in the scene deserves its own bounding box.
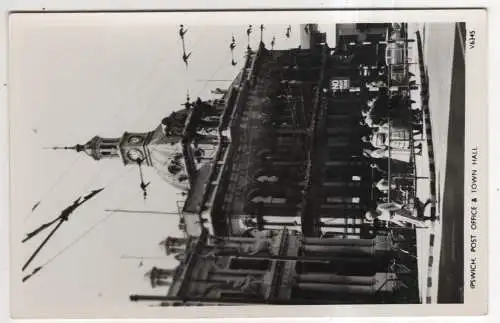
[364,197,437,228]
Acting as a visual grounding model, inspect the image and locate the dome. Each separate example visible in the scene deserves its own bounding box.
[147,125,190,191]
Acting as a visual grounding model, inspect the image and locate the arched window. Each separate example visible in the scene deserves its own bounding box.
[100,144,115,150]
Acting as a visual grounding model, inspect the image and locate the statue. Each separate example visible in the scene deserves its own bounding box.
[238,230,273,255]
[161,109,190,136]
[201,275,264,297]
[229,275,263,295]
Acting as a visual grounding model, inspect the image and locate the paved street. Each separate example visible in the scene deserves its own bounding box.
[408,23,465,303]
[401,22,465,303]
[433,23,466,304]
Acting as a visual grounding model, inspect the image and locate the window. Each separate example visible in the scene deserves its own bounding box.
[229,258,270,271]
[100,144,115,150]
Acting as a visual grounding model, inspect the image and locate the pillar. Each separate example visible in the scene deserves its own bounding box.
[303,244,372,256]
[324,160,366,167]
[275,128,308,135]
[302,235,392,258]
[303,237,374,246]
[263,215,301,224]
[264,224,301,231]
[299,273,374,285]
[322,181,362,188]
[296,273,399,294]
[326,127,360,135]
[260,215,301,230]
[321,203,364,210]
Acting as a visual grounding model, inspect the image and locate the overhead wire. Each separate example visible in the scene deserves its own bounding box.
[26,25,240,229]
[24,154,84,222]
[55,28,205,209]
[22,167,137,282]
[22,25,259,283]
[28,26,203,223]
[195,50,235,99]
[24,190,138,282]
[28,41,172,222]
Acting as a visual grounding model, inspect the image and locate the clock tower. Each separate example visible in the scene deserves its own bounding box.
[65,131,152,165]
[119,131,153,166]
[62,123,191,190]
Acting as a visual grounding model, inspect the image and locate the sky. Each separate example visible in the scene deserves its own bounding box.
[8,13,338,318]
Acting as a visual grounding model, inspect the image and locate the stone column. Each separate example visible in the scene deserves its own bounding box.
[299,273,374,285]
[267,161,304,167]
[326,127,359,135]
[302,235,392,258]
[303,244,373,256]
[324,160,366,167]
[264,224,301,231]
[322,181,362,188]
[275,128,308,135]
[296,273,399,294]
[321,203,364,210]
[303,237,374,246]
[263,215,301,224]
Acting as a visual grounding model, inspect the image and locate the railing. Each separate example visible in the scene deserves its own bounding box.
[382,27,421,222]
[379,25,421,301]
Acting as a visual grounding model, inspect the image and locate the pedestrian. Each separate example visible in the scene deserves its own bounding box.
[364,198,436,228]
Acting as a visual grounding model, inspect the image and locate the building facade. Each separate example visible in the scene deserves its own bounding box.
[67,31,392,239]
[180,33,391,239]
[64,25,421,304]
[130,228,418,305]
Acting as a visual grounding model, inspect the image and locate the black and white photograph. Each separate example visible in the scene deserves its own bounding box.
[8,10,487,318]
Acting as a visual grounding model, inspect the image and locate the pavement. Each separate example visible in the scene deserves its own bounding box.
[406,22,465,304]
[405,23,438,304]
[435,23,466,304]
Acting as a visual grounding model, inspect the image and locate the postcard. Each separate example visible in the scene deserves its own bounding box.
[7,9,488,318]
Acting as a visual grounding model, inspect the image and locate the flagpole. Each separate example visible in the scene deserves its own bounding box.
[105,209,179,215]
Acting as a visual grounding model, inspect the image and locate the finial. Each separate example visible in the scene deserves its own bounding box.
[44,144,85,152]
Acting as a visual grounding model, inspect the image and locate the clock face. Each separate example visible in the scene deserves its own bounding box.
[127,148,144,162]
[128,136,143,144]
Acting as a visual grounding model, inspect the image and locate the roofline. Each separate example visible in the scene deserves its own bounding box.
[181,46,261,216]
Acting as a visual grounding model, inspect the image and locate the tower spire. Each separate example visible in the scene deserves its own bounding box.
[44,145,85,152]
[48,135,123,161]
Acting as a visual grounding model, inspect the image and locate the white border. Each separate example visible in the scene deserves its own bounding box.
[1,1,497,323]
